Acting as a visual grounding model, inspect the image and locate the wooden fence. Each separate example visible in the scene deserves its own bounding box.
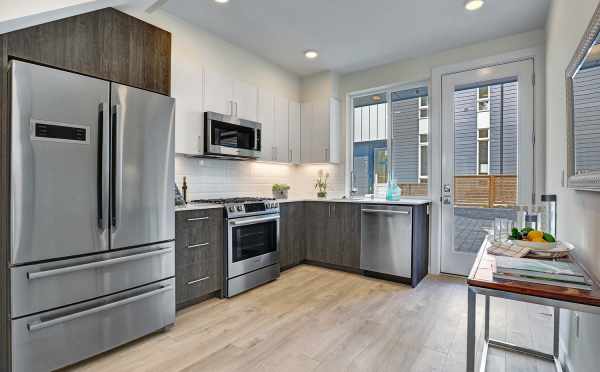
[454,175,517,208]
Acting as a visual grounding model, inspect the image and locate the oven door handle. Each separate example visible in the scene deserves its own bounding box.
[229,215,280,226]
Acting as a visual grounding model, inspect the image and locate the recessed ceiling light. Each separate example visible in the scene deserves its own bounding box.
[465,0,484,11]
[214,0,229,4]
[304,50,319,59]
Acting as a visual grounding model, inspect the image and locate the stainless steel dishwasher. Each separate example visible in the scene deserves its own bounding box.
[360,205,412,278]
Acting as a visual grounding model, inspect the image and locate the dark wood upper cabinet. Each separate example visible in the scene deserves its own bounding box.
[4,8,171,96]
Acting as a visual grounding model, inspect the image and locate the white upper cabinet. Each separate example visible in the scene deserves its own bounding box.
[300,98,340,164]
[274,96,289,163]
[300,102,314,162]
[258,89,275,161]
[204,69,234,116]
[204,68,258,122]
[233,80,258,122]
[289,101,301,164]
[174,66,204,155]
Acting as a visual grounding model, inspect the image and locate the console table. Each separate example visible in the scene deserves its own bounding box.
[466,239,600,372]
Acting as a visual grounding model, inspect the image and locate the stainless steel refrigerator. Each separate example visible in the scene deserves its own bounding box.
[9,60,176,372]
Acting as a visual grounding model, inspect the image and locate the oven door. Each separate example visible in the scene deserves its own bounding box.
[227,214,279,278]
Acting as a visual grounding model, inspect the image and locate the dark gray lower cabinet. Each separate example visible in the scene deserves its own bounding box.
[279,202,305,269]
[175,208,223,309]
[305,202,361,270]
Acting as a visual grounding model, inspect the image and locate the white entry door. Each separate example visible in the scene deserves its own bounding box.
[441,60,535,275]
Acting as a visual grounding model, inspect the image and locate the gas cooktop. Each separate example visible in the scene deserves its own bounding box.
[190,197,279,218]
[190,197,274,204]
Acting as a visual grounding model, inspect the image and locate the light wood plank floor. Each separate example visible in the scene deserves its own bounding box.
[63,265,555,372]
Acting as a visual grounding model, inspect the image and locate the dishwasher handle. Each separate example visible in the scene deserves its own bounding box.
[361,208,410,215]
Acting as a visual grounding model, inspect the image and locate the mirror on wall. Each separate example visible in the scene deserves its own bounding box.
[566,5,600,191]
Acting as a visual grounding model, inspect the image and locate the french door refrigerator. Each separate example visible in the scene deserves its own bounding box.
[9,60,175,372]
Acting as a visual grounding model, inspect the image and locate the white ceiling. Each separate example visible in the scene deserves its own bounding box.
[162,0,550,76]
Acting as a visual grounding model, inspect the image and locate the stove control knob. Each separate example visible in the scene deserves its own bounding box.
[237,205,244,212]
[228,206,236,213]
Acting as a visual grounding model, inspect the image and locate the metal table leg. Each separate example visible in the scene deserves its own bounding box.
[468,287,565,372]
[467,287,477,372]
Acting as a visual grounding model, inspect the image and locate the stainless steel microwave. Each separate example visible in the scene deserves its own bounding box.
[203,111,261,159]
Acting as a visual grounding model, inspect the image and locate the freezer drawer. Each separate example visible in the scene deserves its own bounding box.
[360,205,413,278]
[11,242,174,318]
[12,278,175,372]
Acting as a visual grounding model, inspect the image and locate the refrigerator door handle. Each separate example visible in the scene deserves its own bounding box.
[111,104,120,229]
[97,103,104,229]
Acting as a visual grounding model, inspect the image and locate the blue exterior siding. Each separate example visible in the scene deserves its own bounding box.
[353,140,387,195]
[490,81,518,175]
[454,82,518,176]
[391,98,419,183]
[454,89,478,176]
[573,65,600,173]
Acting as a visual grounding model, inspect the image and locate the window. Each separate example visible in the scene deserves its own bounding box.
[477,128,490,174]
[419,134,428,181]
[350,85,429,197]
[352,93,388,196]
[477,86,490,112]
[418,96,429,119]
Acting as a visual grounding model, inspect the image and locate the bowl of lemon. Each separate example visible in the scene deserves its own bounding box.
[509,227,558,250]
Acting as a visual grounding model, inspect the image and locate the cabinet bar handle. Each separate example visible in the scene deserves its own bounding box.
[188,242,209,249]
[361,209,410,215]
[187,277,210,286]
[187,216,209,222]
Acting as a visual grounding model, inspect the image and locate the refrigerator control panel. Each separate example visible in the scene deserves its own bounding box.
[31,120,89,144]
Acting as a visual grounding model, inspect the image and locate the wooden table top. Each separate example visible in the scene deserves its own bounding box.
[467,239,600,307]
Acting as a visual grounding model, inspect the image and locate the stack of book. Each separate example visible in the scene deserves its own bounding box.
[493,256,593,291]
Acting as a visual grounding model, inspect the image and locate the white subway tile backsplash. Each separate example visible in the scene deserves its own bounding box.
[175,155,344,200]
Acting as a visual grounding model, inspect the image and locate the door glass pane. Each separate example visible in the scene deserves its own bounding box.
[352,92,388,196]
[453,80,519,253]
[231,221,277,262]
[390,86,429,196]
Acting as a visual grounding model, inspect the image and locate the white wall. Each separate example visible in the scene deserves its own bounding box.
[337,30,546,273]
[545,1,600,371]
[339,29,546,192]
[117,5,345,200]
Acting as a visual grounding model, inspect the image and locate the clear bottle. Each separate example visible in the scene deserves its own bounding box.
[541,194,557,237]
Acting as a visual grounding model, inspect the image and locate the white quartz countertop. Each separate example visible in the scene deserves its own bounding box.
[175,203,223,212]
[175,197,431,212]
[276,197,431,206]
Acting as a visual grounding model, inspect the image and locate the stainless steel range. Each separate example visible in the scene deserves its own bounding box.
[191,198,280,297]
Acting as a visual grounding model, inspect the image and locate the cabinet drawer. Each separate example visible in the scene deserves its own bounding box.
[175,208,223,266]
[12,278,175,372]
[11,243,174,318]
[176,259,221,305]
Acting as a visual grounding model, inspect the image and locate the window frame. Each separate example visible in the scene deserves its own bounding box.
[477,86,490,113]
[476,127,490,175]
[349,81,431,198]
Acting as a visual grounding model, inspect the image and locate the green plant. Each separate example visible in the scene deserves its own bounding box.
[314,170,329,196]
[272,184,290,192]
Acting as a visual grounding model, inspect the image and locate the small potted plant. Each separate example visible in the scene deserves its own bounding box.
[272,184,290,199]
[314,170,329,198]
